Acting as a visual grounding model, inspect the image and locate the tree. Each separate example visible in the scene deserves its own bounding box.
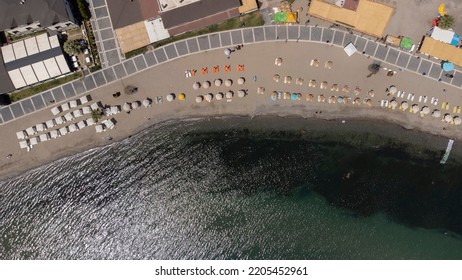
[91,109,102,123]
[77,0,90,20]
[63,40,81,55]
[438,15,455,30]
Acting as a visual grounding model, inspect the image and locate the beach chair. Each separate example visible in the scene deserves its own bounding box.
[191,69,196,76]
[407,93,412,100]
[442,102,446,109]
[419,96,422,102]
[411,94,415,101]
[453,106,457,113]
[423,96,428,103]
[446,103,450,110]
[458,107,461,114]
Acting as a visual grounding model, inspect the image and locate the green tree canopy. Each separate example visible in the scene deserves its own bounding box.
[438,15,455,30]
[63,40,81,56]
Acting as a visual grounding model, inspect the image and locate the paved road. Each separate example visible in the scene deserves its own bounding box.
[1,25,461,125]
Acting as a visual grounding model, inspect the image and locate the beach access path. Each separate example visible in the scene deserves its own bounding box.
[0,26,461,179]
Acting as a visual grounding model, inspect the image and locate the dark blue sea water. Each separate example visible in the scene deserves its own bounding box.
[0,117,461,259]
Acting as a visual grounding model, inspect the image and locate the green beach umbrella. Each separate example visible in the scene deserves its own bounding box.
[399,37,413,50]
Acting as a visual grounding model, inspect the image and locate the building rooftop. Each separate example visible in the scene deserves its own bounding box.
[0,0,71,31]
[0,52,15,94]
[108,0,161,30]
[161,0,241,29]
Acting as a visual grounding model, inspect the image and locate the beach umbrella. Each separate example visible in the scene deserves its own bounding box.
[178,93,185,101]
[143,99,152,107]
[123,102,131,112]
[284,76,292,84]
[354,87,361,95]
[337,96,343,104]
[196,95,204,103]
[442,61,454,72]
[284,92,291,100]
[166,93,175,102]
[238,90,246,98]
[368,90,375,97]
[64,113,74,121]
[132,101,140,109]
[444,114,453,123]
[51,107,60,116]
[61,103,70,111]
[318,95,326,103]
[205,93,213,102]
[306,94,313,102]
[389,86,397,95]
[193,82,200,90]
[328,96,335,103]
[325,61,333,69]
[36,123,45,132]
[342,85,350,92]
[16,130,26,140]
[29,136,39,146]
[454,116,461,125]
[432,110,441,118]
[82,106,91,114]
[354,97,361,105]
[321,81,328,89]
[366,99,373,106]
[77,121,86,130]
[421,106,430,115]
[296,78,303,85]
[214,79,222,86]
[273,74,280,82]
[275,57,282,66]
[271,91,277,101]
[86,118,95,126]
[331,84,338,91]
[69,100,78,108]
[401,101,408,110]
[390,100,398,109]
[202,81,210,89]
[59,127,68,136]
[412,104,419,113]
[225,79,232,87]
[224,48,231,56]
[50,130,59,139]
[216,92,224,100]
[68,124,77,133]
[95,124,104,133]
[309,80,317,87]
[291,93,298,101]
[237,77,245,85]
[257,87,265,95]
[226,91,233,99]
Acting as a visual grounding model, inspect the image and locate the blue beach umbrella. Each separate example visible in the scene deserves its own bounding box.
[442,61,454,72]
[337,97,343,104]
[291,93,298,100]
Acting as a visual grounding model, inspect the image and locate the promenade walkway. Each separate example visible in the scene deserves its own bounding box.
[1,25,461,126]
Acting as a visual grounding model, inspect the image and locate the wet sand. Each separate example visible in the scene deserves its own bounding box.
[1,41,461,181]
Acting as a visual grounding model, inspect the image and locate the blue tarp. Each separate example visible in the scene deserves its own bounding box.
[451,34,460,46]
[291,93,297,100]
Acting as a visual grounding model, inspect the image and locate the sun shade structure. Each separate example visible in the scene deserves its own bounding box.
[237,77,245,85]
[123,102,131,112]
[193,82,200,90]
[225,79,233,87]
[454,117,462,125]
[167,93,175,102]
[196,95,204,103]
[214,79,222,86]
[205,93,213,102]
[238,90,246,98]
[132,101,140,109]
[444,114,453,123]
[178,94,185,101]
[401,101,408,110]
[202,81,211,89]
[216,92,224,100]
[399,37,413,50]
[432,110,441,118]
[344,43,357,57]
[226,91,233,99]
[143,99,152,107]
[275,57,282,66]
[442,61,454,72]
[273,74,280,82]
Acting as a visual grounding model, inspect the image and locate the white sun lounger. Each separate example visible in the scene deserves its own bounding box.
[19,140,29,149]
[69,100,78,108]
[73,109,83,118]
[59,127,69,136]
[64,112,74,122]
[77,121,86,129]
[25,126,36,136]
[61,103,70,112]
[54,116,65,125]
[82,106,92,114]
[51,107,61,115]
[39,133,50,142]
[36,123,45,132]
[95,124,104,133]
[50,130,60,139]
[46,119,56,128]
[16,131,26,140]
[86,118,95,126]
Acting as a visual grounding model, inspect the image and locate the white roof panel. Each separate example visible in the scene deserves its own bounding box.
[1,44,16,63]
[431,26,454,44]
[55,55,71,74]
[36,33,51,52]
[20,65,39,85]
[31,61,50,81]
[8,69,27,89]
[49,35,60,48]
[12,41,28,59]
[43,57,61,77]
[24,37,39,56]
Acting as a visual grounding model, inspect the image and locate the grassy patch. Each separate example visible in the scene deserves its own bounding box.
[10,72,82,102]
[125,11,264,58]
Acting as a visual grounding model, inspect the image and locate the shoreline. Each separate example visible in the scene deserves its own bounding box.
[0,112,458,182]
[1,41,461,181]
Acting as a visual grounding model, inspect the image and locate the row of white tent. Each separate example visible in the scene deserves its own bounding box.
[19,118,97,151]
[51,95,91,116]
[17,102,102,140]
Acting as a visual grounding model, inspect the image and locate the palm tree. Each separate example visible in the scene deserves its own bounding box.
[91,109,102,123]
[63,40,81,56]
[438,15,455,30]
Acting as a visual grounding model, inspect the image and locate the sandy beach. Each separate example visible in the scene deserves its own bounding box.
[1,40,461,180]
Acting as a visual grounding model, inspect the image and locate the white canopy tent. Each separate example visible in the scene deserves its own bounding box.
[344,43,357,57]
